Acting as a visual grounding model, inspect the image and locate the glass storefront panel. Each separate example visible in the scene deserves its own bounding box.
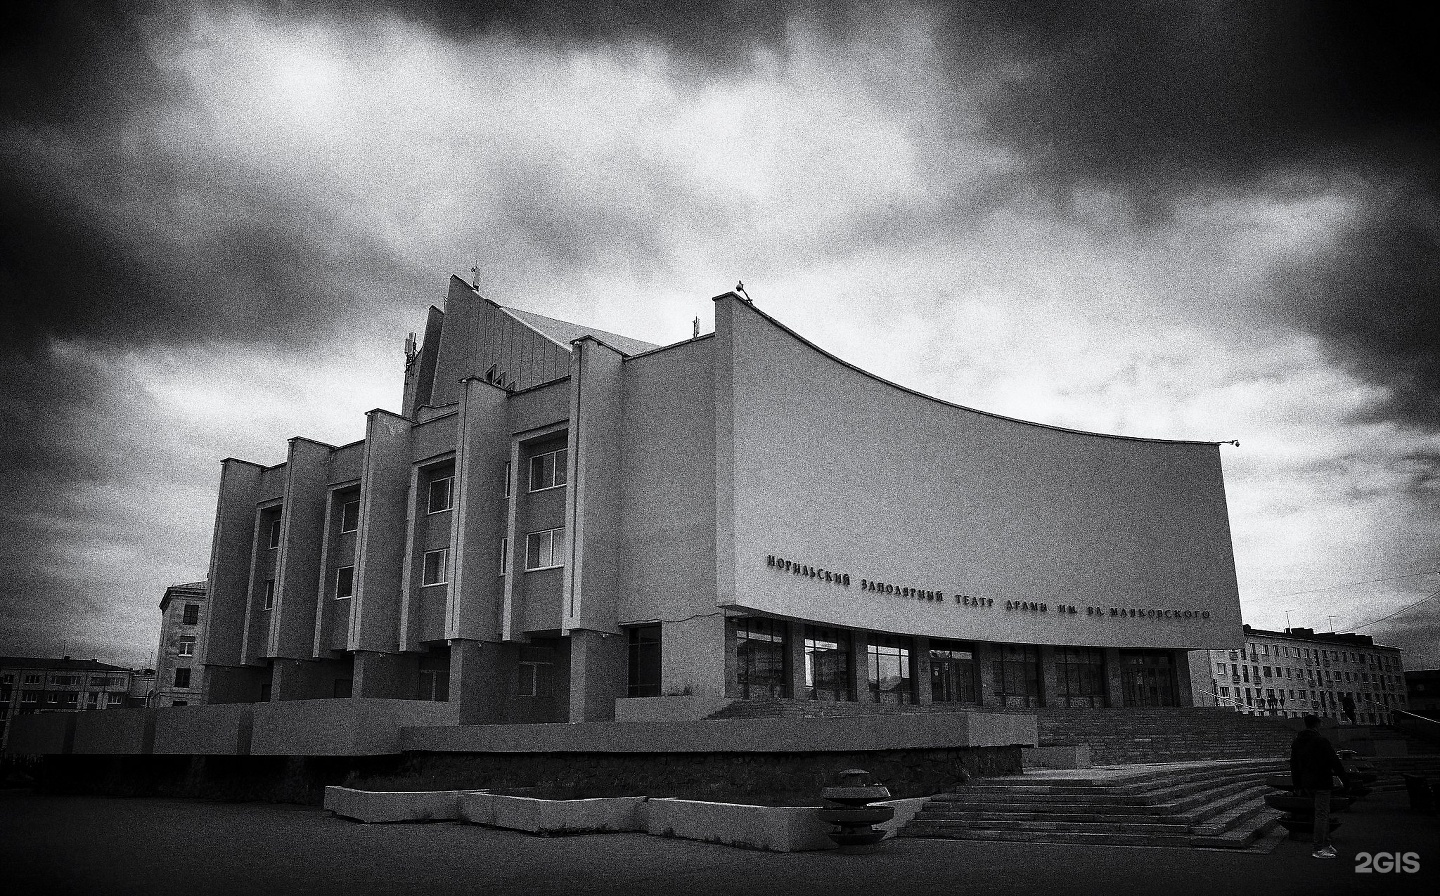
[736,617,788,699]
[867,634,913,704]
[930,640,977,704]
[1120,649,1177,707]
[627,625,661,697]
[994,644,1042,708]
[1055,646,1107,708]
[803,625,852,702]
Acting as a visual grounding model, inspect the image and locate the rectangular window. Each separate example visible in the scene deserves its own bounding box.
[182,603,200,626]
[735,617,788,699]
[107,692,124,705]
[336,565,355,599]
[263,579,275,610]
[517,645,553,698]
[1055,646,1107,708]
[177,636,195,657]
[866,634,913,704]
[994,644,1042,708]
[524,528,566,571]
[499,537,509,576]
[20,690,39,703]
[528,447,568,491]
[626,625,662,697]
[803,625,852,702]
[340,498,360,533]
[422,549,449,586]
[268,517,281,549]
[504,461,512,497]
[173,668,191,688]
[427,476,453,513]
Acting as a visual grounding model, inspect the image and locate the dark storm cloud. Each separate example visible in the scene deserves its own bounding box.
[930,1,1440,429]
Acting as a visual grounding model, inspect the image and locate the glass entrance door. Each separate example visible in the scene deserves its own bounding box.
[1120,650,1177,707]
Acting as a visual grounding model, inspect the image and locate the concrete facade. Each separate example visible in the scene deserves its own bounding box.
[141,276,1247,742]
[154,581,208,707]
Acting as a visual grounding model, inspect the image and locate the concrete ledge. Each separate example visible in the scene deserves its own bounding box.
[646,798,833,852]
[324,786,481,823]
[404,711,1037,754]
[72,709,156,755]
[252,698,459,756]
[614,696,736,722]
[1023,744,1092,769]
[153,704,254,755]
[3,712,77,755]
[460,793,648,833]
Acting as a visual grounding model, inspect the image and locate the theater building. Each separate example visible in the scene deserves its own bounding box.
[197,277,1244,724]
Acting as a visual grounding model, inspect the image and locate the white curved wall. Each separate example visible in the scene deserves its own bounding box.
[718,298,1242,649]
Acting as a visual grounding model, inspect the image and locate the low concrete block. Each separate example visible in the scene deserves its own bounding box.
[646,799,834,852]
[613,696,736,722]
[460,793,648,834]
[72,709,156,755]
[3,712,76,755]
[324,786,480,823]
[1023,744,1092,769]
[253,698,459,756]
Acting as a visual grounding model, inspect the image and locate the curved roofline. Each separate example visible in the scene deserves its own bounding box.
[717,291,1226,447]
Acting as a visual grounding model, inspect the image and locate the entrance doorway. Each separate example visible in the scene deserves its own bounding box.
[1120,650,1178,707]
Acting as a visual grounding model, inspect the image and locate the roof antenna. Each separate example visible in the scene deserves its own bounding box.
[735,281,753,304]
[692,317,700,339]
[470,261,481,290]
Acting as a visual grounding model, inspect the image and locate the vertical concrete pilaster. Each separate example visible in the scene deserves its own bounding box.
[662,614,727,699]
[569,629,626,722]
[1175,649,1197,707]
[201,459,265,702]
[268,437,331,659]
[1040,645,1059,709]
[1105,648,1125,708]
[914,636,933,704]
[352,651,419,699]
[449,379,509,643]
[562,337,625,635]
[850,631,868,703]
[350,410,412,653]
[975,642,999,707]
[787,621,808,700]
[449,638,506,724]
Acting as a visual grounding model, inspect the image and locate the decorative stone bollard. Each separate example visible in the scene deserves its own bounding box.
[817,769,895,848]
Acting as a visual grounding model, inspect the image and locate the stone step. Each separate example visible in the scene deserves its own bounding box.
[899,826,1197,848]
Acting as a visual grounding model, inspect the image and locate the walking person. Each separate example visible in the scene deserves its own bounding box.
[1290,714,1351,858]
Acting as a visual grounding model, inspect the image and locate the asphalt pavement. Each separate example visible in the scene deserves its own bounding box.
[2,788,1436,896]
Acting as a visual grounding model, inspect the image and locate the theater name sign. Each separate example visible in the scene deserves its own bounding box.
[765,553,1214,622]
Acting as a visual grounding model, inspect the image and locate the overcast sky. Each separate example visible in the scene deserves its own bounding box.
[2,1,1437,670]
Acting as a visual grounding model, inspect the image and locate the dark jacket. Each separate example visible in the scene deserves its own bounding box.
[1290,728,1348,791]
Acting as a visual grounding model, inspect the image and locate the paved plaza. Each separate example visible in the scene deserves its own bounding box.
[2,789,1436,896]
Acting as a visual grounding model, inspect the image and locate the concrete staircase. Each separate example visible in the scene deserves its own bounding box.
[899,759,1285,848]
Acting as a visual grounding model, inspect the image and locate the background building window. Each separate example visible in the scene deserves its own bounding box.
[268,517,281,548]
[422,549,449,586]
[340,498,360,532]
[336,565,355,599]
[177,636,195,657]
[524,528,565,571]
[803,626,852,702]
[627,625,661,697]
[735,617,787,699]
[499,537,509,576]
[182,604,200,626]
[930,641,977,704]
[427,476,453,513]
[173,668,191,688]
[867,634,913,704]
[528,448,568,491]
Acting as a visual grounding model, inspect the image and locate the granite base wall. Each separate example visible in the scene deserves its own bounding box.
[26,746,1019,806]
